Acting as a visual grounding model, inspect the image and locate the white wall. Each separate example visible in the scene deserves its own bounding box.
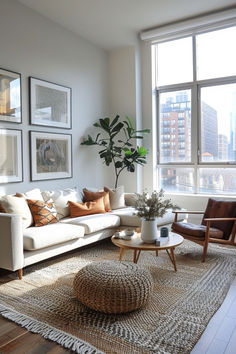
[108,43,150,192]
[0,0,110,195]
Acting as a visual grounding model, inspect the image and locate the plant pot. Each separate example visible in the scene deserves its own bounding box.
[140,219,158,243]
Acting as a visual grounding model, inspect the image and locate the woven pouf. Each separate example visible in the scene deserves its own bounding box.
[73,260,153,314]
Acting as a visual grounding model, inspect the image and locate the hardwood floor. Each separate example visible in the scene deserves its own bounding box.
[0,316,70,353]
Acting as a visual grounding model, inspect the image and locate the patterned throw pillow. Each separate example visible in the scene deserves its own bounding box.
[27,199,58,227]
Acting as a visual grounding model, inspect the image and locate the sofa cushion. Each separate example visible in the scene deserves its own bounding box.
[16,188,44,201]
[0,195,33,228]
[112,207,187,227]
[83,189,111,212]
[41,188,81,220]
[68,197,106,217]
[104,186,125,209]
[60,213,120,234]
[124,193,138,207]
[27,199,58,227]
[172,222,223,239]
[23,223,85,250]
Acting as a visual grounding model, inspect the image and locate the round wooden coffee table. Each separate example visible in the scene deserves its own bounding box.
[111,232,184,271]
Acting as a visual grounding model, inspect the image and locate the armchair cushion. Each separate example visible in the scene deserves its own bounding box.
[202,199,236,240]
[172,222,223,239]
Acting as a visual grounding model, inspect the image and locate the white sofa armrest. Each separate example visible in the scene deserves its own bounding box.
[0,213,24,271]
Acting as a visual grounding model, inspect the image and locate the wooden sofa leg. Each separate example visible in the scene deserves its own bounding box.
[18,269,23,280]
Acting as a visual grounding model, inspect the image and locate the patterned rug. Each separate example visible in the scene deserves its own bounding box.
[0,239,236,353]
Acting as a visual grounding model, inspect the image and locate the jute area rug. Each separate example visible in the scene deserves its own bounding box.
[0,240,236,354]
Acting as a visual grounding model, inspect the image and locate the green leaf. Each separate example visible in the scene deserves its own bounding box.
[138,146,147,156]
[110,115,119,127]
[99,119,110,132]
[104,117,110,126]
[128,163,135,172]
[111,122,124,133]
[115,161,123,168]
[134,129,151,134]
[80,135,97,145]
[93,122,101,128]
[95,133,101,142]
[131,135,143,139]
[125,116,133,129]
[125,150,132,157]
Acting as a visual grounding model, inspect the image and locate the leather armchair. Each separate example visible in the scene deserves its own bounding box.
[172,198,236,262]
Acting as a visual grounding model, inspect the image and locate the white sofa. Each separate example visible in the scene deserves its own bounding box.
[0,190,185,279]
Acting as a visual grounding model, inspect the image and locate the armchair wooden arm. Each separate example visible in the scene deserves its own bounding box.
[172,210,204,222]
[204,217,236,222]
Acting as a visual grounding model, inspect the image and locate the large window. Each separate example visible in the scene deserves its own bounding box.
[154,25,236,194]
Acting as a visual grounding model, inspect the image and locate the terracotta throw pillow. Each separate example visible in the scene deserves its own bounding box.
[27,199,58,227]
[68,197,106,217]
[83,189,111,212]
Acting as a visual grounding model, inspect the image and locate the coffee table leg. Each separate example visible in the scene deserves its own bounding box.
[133,250,137,263]
[156,250,158,257]
[119,248,124,261]
[170,248,177,272]
[166,248,177,271]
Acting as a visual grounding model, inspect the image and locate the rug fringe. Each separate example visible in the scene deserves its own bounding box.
[0,304,104,354]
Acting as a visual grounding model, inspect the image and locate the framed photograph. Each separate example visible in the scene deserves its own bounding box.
[0,129,23,183]
[30,131,72,181]
[29,77,72,129]
[0,68,22,123]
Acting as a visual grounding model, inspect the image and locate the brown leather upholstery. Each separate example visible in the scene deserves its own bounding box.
[172,222,223,240]
[202,199,236,240]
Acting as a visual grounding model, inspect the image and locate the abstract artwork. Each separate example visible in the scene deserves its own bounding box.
[30,131,72,181]
[0,129,23,183]
[0,68,22,123]
[29,77,71,129]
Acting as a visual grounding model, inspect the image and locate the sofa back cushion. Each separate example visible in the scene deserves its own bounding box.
[68,197,106,217]
[83,189,111,212]
[16,188,44,201]
[42,188,81,219]
[27,199,58,227]
[202,198,236,240]
[0,195,33,228]
[104,186,125,210]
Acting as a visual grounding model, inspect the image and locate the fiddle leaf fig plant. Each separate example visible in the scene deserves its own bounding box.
[81,115,150,188]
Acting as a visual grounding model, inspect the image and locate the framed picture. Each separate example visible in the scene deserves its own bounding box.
[0,129,23,183]
[30,131,72,181]
[29,77,72,129]
[0,68,22,123]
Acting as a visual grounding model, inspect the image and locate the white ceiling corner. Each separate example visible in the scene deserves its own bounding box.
[17,0,236,49]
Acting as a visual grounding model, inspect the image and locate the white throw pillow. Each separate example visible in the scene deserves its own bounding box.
[41,188,81,219]
[125,193,138,207]
[17,188,44,201]
[0,195,33,228]
[104,186,125,210]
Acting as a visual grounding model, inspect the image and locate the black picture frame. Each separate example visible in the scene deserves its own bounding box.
[0,68,22,123]
[30,130,72,181]
[29,77,72,129]
[0,128,23,183]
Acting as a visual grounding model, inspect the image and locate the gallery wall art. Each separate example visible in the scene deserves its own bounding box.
[29,77,72,129]
[30,131,72,181]
[0,68,22,123]
[0,129,23,183]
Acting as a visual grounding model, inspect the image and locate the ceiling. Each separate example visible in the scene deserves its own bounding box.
[18,0,236,49]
